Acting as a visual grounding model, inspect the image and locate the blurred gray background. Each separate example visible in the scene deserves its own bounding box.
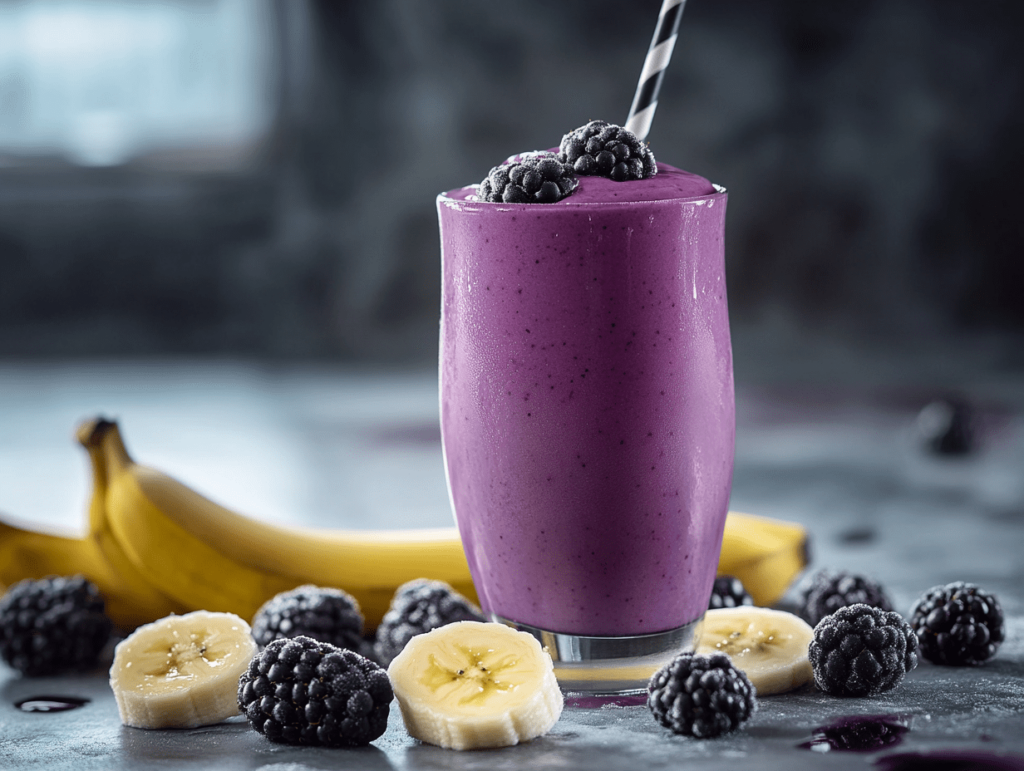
[2,11,1023,766]
[0,0,1022,366]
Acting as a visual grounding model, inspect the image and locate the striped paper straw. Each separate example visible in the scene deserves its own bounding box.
[625,0,687,141]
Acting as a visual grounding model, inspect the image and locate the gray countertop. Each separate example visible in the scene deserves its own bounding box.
[1,359,1022,770]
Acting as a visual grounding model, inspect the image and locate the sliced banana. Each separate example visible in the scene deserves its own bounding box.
[696,607,813,695]
[387,620,563,750]
[109,610,257,729]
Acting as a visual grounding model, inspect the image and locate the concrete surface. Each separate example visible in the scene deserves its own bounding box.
[0,360,1022,769]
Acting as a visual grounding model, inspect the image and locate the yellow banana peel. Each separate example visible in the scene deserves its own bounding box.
[717,510,809,607]
[80,418,478,628]
[0,515,183,630]
[0,417,808,631]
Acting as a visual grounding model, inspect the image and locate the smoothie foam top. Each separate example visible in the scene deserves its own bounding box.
[443,162,718,207]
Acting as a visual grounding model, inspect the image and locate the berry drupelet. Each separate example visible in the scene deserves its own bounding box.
[251,585,364,652]
[0,575,113,677]
[648,651,757,738]
[801,570,894,627]
[479,152,579,204]
[373,579,485,666]
[708,576,754,610]
[238,636,392,747]
[909,582,1004,666]
[808,604,918,697]
[558,120,657,181]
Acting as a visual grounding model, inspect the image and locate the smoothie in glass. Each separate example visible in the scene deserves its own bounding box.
[438,159,733,693]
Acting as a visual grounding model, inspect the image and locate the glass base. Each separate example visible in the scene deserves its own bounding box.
[492,614,704,697]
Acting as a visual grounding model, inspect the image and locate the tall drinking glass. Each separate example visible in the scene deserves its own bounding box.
[438,164,733,694]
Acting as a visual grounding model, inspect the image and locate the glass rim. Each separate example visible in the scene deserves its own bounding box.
[437,182,727,210]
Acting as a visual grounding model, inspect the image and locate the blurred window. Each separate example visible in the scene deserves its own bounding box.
[0,0,275,168]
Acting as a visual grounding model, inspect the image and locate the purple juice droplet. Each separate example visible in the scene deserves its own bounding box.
[874,749,1024,770]
[797,714,909,753]
[15,696,90,713]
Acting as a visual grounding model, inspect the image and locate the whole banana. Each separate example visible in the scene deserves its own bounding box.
[87,417,806,622]
[0,513,183,631]
[717,510,809,607]
[80,418,478,629]
[0,418,808,631]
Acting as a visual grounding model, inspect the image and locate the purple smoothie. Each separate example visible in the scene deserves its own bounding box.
[439,163,734,636]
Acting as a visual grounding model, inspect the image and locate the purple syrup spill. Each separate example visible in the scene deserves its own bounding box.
[798,714,910,753]
[874,750,1024,770]
[15,696,90,713]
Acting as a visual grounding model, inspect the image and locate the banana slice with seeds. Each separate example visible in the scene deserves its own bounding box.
[696,607,814,695]
[387,620,563,750]
[109,610,257,729]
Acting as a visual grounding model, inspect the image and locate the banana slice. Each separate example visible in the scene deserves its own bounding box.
[387,620,563,750]
[696,607,813,695]
[109,610,257,729]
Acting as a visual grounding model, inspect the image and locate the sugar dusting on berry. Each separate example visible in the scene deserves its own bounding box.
[559,121,657,182]
[479,152,578,204]
[808,604,918,697]
[238,636,391,747]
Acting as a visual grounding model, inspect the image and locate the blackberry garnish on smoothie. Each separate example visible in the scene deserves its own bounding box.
[558,120,657,181]
[478,152,578,203]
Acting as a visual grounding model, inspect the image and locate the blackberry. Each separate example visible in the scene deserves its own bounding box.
[808,604,918,697]
[373,579,484,665]
[801,570,893,627]
[237,636,392,747]
[0,575,113,676]
[916,398,975,455]
[648,651,757,738]
[708,576,754,610]
[251,585,363,652]
[909,582,1004,666]
[357,636,380,665]
[479,152,578,203]
[558,120,657,182]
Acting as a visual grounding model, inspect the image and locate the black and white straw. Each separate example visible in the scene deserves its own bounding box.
[625,0,687,141]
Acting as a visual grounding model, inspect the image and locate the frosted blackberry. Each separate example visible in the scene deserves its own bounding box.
[0,575,113,676]
[251,585,363,652]
[808,604,918,697]
[558,120,657,181]
[373,579,484,665]
[648,651,757,738]
[909,582,1004,666]
[708,576,754,610]
[479,152,578,203]
[237,636,392,747]
[801,570,893,626]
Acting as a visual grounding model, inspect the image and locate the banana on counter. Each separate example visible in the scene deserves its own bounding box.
[0,417,809,630]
